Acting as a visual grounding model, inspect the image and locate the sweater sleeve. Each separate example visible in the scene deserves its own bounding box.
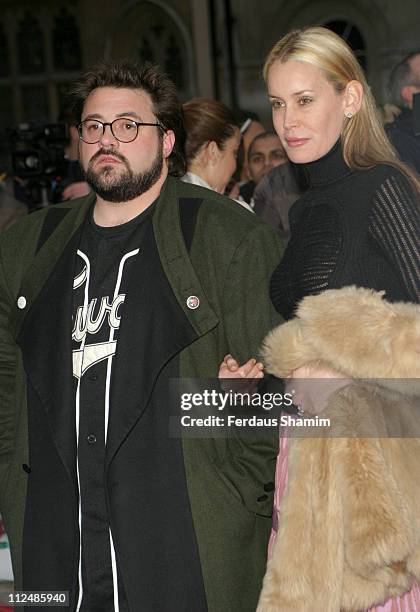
[369,173,420,302]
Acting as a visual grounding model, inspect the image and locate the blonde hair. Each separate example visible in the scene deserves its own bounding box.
[264,26,420,191]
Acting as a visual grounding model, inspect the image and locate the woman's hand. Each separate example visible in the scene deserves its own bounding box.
[286,364,352,415]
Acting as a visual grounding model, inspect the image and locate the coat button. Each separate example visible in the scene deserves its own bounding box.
[87,434,97,444]
[17,296,27,309]
[257,494,268,502]
[264,482,275,492]
[22,463,31,473]
[186,295,200,310]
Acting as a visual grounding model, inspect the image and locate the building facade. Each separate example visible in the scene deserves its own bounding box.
[0,0,418,138]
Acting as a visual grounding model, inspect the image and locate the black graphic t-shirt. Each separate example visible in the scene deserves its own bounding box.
[72,204,155,612]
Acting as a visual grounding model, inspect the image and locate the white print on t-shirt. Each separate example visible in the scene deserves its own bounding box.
[72,249,139,380]
[72,295,125,342]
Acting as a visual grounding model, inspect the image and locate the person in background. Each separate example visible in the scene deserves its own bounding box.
[59,107,91,200]
[232,109,266,182]
[181,97,252,211]
[252,161,302,240]
[239,131,287,207]
[386,51,420,173]
[0,172,27,232]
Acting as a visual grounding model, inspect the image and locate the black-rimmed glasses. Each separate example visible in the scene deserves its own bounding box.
[77,118,165,144]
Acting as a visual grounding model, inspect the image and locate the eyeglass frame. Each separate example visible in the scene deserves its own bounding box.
[77,117,166,144]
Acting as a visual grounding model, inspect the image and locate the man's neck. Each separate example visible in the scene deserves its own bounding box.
[93,170,168,227]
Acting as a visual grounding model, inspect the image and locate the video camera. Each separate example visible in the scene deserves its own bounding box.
[8,122,69,208]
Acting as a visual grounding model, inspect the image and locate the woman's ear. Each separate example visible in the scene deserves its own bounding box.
[343,80,363,117]
[207,140,221,165]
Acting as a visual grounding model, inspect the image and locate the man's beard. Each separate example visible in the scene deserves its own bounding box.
[83,146,163,203]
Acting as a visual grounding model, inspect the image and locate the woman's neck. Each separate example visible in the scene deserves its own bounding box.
[188,161,219,192]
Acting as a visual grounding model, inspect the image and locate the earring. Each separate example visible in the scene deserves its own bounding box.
[345,111,353,119]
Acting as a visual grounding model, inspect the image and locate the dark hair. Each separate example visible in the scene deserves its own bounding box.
[389,52,420,107]
[70,60,186,176]
[247,130,283,161]
[182,98,237,164]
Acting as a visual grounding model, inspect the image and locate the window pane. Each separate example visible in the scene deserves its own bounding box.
[53,8,82,71]
[17,11,45,75]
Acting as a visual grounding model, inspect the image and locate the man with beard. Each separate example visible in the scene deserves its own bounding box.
[0,62,283,611]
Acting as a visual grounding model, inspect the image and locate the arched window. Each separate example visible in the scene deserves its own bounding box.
[134,8,185,90]
[112,1,191,97]
[53,7,82,71]
[164,34,184,90]
[324,20,367,71]
[17,11,45,74]
[0,8,86,139]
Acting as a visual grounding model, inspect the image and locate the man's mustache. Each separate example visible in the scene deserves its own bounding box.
[89,149,129,166]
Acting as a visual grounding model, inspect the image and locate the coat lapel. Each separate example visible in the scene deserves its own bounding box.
[11,195,94,340]
[105,177,220,467]
[153,177,220,338]
[15,196,94,486]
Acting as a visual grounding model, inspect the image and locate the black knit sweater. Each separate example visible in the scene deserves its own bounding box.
[270,140,420,320]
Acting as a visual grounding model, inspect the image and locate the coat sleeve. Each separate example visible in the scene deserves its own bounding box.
[222,222,284,363]
[0,244,18,507]
[218,222,284,516]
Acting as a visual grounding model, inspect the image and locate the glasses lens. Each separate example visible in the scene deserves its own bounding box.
[112,118,138,143]
[79,120,103,143]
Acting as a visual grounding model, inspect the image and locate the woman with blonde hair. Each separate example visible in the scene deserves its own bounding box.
[265,26,419,315]
[220,25,420,611]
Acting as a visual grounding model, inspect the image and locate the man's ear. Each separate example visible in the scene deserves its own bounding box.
[343,80,363,116]
[162,129,175,159]
[401,85,415,108]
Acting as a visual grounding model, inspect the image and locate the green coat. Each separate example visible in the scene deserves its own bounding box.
[0,176,283,611]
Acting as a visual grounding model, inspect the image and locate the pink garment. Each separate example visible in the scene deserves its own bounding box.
[269,426,420,611]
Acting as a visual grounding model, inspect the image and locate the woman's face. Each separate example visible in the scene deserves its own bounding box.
[213,128,241,193]
[267,59,347,163]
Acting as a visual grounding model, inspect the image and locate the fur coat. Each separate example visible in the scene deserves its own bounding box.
[257,286,420,612]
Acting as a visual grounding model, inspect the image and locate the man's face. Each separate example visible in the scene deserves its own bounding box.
[247,135,287,184]
[405,55,420,109]
[79,87,171,202]
[240,120,265,181]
